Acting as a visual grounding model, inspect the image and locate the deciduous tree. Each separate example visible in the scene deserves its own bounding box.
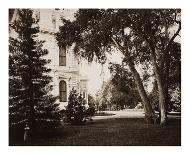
[56,9,181,125]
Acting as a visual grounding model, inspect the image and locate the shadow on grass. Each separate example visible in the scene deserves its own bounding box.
[10,117,181,146]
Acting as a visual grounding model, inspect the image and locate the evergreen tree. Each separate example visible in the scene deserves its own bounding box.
[66,88,88,125]
[9,9,61,136]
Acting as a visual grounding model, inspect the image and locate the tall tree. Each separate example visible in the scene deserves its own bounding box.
[9,9,61,136]
[56,9,156,123]
[56,9,181,125]
[149,41,181,114]
[125,9,181,125]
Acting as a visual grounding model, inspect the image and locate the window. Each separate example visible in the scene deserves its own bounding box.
[59,46,66,66]
[59,80,67,102]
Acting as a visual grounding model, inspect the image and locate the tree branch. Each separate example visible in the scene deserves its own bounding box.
[111,37,123,52]
[166,21,181,49]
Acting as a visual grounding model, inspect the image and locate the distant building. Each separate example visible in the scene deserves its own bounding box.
[9,9,88,109]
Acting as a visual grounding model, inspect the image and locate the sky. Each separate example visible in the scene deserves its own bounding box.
[79,52,123,97]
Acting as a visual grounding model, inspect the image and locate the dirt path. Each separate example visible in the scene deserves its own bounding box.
[93,110,144,120]
[93,110,181,120]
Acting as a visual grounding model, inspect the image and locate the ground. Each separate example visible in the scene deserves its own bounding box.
[10,111,181,146]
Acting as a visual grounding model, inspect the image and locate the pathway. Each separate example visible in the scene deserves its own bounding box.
[93,110,144,120]
[93,110,181,120]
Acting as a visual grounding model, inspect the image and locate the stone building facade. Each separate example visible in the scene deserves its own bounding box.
[9,9,88,109]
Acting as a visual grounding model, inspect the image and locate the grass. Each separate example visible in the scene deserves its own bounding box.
[10,117,181,146]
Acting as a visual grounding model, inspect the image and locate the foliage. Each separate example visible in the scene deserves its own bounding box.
[109,63,141,108]
[168,85,181,112]
[86,107,96,117]
[148,41,181,112]
[86,94,96,117]
[9,9,61,134]
[167,42,181,85]
[149,80,181,112]
[148,81,159,112]
[95,79,139,111]
[56,9,181,124]
[57,9,180,64]
[88,94,96,108]
[99,102,108,111]
[66,88,95,125]
[167,42,181,112]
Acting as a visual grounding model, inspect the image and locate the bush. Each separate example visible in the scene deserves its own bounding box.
[65,89,96,124]
[86,107,95,117]
[66,89,90,125]
[99,103,107,111]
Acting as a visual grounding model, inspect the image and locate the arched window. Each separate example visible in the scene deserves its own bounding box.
[59,80,67,102]
[59,46,66,66]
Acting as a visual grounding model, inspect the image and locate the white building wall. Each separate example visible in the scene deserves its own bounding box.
[9,9,88,110]
[37,9,88,109]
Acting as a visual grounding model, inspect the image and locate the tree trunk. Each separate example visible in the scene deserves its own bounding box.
[164,50,170,113]
[157,20,181,125]
[150,45,167,126]
[111,37,156,124]
[157,77,167,126]
[128,60,157,124]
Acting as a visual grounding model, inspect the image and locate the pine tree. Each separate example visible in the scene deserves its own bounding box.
[9,9,61,137]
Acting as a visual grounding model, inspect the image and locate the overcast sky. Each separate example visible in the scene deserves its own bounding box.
[79,52,123,97]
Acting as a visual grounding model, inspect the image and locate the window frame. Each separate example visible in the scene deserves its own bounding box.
[59,80,67,102]
[59,46,66,66]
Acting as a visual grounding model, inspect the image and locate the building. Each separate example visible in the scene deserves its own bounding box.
[9,9,88,109]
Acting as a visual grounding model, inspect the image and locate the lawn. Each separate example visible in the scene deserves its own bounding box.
[10,117,181,146]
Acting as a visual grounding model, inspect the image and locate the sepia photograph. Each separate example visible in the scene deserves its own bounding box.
[9,8,181,146]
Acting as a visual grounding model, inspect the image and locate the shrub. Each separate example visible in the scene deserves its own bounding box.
[85,107,96,121]
[66,89,87,125]
[99,102,107,111]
